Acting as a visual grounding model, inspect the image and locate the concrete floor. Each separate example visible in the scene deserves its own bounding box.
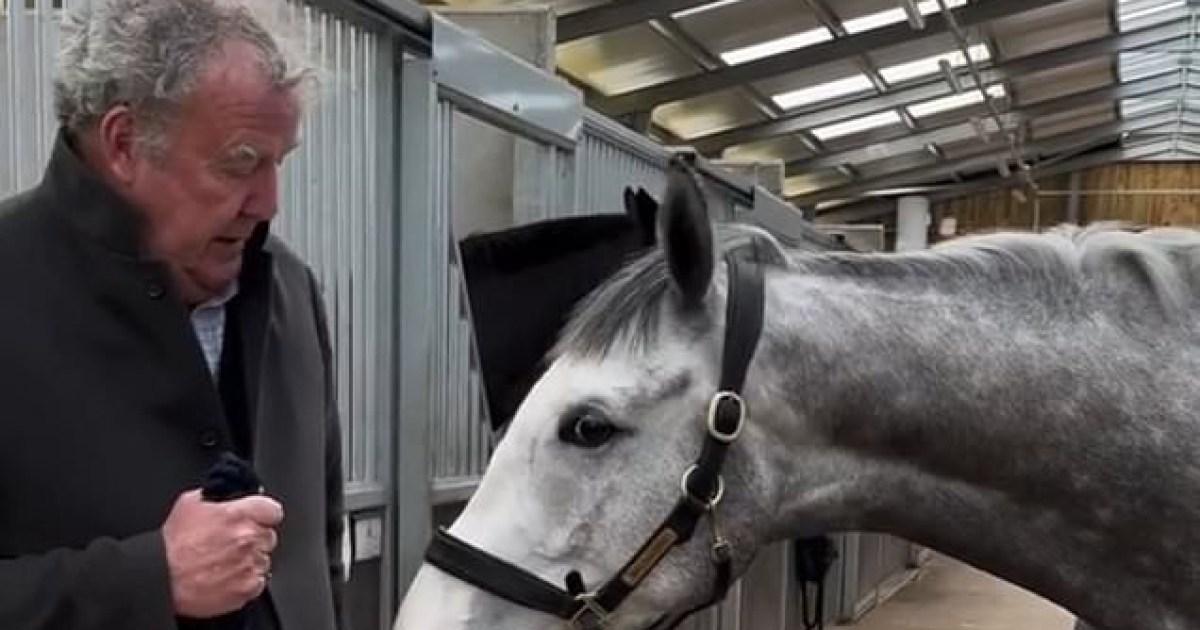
[832,554,1076,630]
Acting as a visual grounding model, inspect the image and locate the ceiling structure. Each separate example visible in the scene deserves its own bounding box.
[424,0,1200,219]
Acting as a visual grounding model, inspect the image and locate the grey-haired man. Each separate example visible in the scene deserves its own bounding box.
[0,2,345,629]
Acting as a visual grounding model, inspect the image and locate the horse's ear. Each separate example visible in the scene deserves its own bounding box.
[659,159,714,308]
[623,187,637,215]
[629,187,659,246]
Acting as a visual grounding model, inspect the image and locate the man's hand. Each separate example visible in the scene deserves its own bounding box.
[162,489,284,618]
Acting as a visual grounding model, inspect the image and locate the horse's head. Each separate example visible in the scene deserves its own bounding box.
[397,161,791,629]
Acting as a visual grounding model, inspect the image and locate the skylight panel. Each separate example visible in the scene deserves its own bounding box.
[1117,51,1176,82]
[812,110,903,140]
[721,27,834,65]
[843,0,967,34]
[1120,97,1176,118]
[907,84,1007,118]
[672,0,747,19]
[1118,0,1184,23]
[772,74,875,110]
[880,43,991,85]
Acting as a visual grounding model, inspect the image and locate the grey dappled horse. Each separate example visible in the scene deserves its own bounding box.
[397,162,1200,630]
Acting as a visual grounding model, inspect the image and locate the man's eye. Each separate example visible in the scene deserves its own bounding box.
[222,147,262,176]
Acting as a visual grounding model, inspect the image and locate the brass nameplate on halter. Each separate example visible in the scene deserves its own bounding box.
[621,529,679,586]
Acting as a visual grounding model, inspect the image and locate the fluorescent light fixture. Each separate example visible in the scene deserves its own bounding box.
[772,74,874,110]
[880,43,991,85]
[720,27,834,65]
[812,110,903,140]
[1120,0,1184,22]
[672,0,746,19]
[843,0,967,34]
[907,84,1007,117]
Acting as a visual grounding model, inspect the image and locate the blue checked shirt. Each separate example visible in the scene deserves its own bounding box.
[190,281,239,382]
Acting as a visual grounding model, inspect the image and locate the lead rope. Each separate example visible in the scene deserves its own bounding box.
[800,579,825,630]
[795,535,837,630]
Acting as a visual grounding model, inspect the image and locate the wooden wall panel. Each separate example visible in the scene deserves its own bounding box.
[934,163,1200,236]
[936,174,1069,234]
[1078,163,1200,226]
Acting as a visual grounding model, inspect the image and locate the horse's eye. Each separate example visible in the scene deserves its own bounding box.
[558,408,619,448]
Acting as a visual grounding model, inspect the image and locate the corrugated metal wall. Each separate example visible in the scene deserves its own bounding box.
[577,111,669,216]
[273,2,396,493]
[429,100,494,488]
[0,0,69,195]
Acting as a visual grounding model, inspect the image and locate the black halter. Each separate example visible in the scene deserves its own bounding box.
[424,250,766,629]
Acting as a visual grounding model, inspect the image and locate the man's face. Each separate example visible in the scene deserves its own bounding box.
[124,41,301,306]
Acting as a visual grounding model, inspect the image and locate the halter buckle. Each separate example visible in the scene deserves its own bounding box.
[680,465,725,510]
[706,391,746,443]
[568,594,611,630]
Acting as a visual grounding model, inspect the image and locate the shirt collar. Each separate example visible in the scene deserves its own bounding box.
[194,280,240,313]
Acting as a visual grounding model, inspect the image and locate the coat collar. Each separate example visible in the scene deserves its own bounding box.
[37,129,148,259]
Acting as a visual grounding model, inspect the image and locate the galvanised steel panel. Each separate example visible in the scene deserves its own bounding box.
[428,98,495,488]
[274,2,396,491]
[0,0,73,199]
[577,111,669,216]
[432,13,581,149]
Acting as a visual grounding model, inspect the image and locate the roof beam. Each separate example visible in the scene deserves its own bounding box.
[646,17,783,120]
[794,111,1179,207]
[597,0,1074,116]
[558,0,714,43]
[814,199,904,224]
[688,17,1191,154]
[788,73,1185,173]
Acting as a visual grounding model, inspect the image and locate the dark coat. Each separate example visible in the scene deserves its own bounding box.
[0,131,345,630]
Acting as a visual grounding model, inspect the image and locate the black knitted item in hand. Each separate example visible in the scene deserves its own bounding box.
[201,451,263,502]
[188,452,267,629]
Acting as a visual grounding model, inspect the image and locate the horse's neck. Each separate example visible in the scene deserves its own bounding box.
[755,268,1200,630]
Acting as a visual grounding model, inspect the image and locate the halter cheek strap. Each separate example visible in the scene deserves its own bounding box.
[424,251,765,630]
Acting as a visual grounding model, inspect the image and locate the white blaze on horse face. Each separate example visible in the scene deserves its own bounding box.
[394,563,491,628]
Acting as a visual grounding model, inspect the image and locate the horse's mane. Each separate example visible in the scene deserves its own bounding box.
[793,222,1200,320]
[554,223,789,358]
[556,222,1200,359]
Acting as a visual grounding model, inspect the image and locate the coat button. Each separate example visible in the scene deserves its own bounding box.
[146,281,165,299]
[200,430,220,448]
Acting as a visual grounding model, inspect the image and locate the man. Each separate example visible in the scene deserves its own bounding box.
[0,1,345,629]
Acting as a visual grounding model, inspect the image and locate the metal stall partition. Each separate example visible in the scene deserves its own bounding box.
[270,2,419,629]
[0,0,69,196]
[419,11,583,525]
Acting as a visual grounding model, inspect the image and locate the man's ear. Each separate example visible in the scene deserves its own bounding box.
[95,105,140,184]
